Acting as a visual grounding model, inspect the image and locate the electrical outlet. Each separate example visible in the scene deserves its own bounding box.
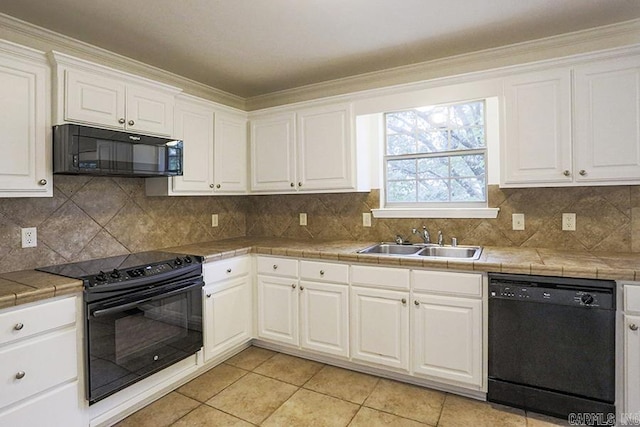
[299,213,307,226]
[21,227,37,248]
[362,212,372,227]
[562,213,576,231]
[211,214,218,227]
[512,213,525,231]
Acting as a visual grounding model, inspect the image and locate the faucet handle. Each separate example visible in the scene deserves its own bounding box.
[437,230,443,246]
[451,237,457,247]
[395,235,404,245]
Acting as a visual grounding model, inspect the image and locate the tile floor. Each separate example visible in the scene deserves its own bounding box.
[114,346,569,427]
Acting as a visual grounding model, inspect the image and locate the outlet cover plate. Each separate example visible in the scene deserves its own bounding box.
[512,213,525,231]
[211,214,218,227]
[299,213,307,226]
[362,213,372,227]
[21,227,37,248]
[562,213,576,231]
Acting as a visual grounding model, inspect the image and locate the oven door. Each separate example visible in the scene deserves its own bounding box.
[85,279,203,404]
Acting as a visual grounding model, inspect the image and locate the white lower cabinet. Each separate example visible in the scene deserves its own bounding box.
[412,294,482,387]
[0,381,81,427]
[625,313,640,414]
[257,275,300,346]
[350,286,410,371]
[203,256,252,361]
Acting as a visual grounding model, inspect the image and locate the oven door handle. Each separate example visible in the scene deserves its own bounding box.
[90,281,202,318]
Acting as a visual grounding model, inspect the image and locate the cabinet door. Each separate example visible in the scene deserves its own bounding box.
[171,100,214,194]
[214,111,247,193]
[413,294,482,387]
[125,84,175,136]
[297,103,353,191]
[625,314,640,414]
[0,382,81,427]
[0,52,51,197]
[257,275,299,346]
[65,69,125,129]
[299,281,348,357]
[203,277,252,361]
[250,113,296,191]
[350,287,409,371]
[574,56,640,182]
[501,69,572,186]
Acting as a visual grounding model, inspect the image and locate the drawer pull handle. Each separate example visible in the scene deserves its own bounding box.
[414,300,420,306]
[579,169,587,176]
[401,298,407,304]
[14,323,24,331]
[291,284,296,289]
[319,270,325,276]
[118,118,126,124]
[273,265,278,270]
[15,371,25,380]
[128,120,135,126]
[300,286,304,291]
[562,170,570,177]
[206,293,212,298]
[226,268,232,273]
[631,324,639,331]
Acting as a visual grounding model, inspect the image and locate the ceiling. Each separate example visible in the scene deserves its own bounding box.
[1,0,640,98]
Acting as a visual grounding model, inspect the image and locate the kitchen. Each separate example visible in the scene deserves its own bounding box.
[1,1,640,426]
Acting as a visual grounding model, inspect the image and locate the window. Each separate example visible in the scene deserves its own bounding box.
[384,100,487,208]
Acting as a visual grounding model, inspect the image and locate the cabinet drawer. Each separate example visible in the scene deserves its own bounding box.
[257,256,298,278]
[351,265,410,290]
[0,381,81,427]
[0,297,76,346]
[625,285,640,312]
[204,256,250,284]
[0,328,77,408]
[300,261,348,284]
[412,270,482,297]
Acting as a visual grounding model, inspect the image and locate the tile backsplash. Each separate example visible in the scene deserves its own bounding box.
[1,179,639,273]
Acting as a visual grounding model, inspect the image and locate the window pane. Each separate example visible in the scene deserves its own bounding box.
[416,106,449,130]
[418,180,449,202]
[450,101,483,127]
[417,130,448,153]
[387,180,416,203]
[450,127,485,150]
[450,155,485,177]
[387,111,415,134]
[417,157,449,179]
[451,177,486,202]
[387,159,417,180]
[387,133,416,155]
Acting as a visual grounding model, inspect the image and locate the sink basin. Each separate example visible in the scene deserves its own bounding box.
[357,243,423,255]
[417,246,482,260]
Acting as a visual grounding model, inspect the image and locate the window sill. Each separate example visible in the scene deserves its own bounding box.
[371,207,499,219]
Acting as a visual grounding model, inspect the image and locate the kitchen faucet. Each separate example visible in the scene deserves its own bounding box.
[412,226,430,244]
[437,230,444,246]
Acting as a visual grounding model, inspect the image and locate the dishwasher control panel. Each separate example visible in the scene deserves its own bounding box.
[489,282,614,309]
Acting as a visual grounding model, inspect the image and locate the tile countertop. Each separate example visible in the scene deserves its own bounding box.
[3,237,640,310]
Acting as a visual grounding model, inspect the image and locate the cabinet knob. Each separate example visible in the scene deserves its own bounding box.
[118,118,126,124]
[209,184,215,188]
[206,293,212,298]
[14,323,24,331]
[38,179,47,186]
[273,265,278,270]
[579,169,587,176]
[563,170,571,177]
[291,284,296,289]
[290,183,295,187]
[128,120,135,126]
[401,298,407,304]
[414,300,420,306]
[298,182,302,187]
[216,184,221,189]
[226,268,232,273]
[300,285,304,291]
[631,324,639,331]
[15,371,25,380]
[319,270,325,276]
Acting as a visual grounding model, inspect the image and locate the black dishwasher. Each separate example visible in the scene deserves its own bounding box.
[488,273,616,421]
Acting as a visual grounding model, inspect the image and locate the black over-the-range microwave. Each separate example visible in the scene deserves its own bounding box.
[53,124,183,177]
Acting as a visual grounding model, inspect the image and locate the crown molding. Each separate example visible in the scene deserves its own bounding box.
[246,18,640,111]
[0,13,246,110]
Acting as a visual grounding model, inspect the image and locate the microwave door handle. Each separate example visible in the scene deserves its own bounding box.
[90,282,201,318]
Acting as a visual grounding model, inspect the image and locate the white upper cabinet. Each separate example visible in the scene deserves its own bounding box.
[250,112,297,191]
[0,41,51,198]
[51,52,180,137]
[574,55,640,182]
[501,52,640,187]
[501,69,572,186]
[250,102,361,193]
[145,95,247,196]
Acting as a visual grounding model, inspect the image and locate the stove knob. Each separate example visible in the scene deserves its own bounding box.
[110,269,121,279]
[184,256,192,263]
[96,271,107,281]
[175,257,183,266]
[581,294,594,305]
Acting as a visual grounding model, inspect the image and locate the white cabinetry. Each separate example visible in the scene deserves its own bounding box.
[412,270,483,388]
[203,256,252,361]
[501,53,640,187]
[250,103,360,193]
[0,40,51,198]
[350,265,410,371]
[0,297,80,426]
[51,52,180,137]
[624,284,640,414]
[146,95,247,196]
[257,257,349,358]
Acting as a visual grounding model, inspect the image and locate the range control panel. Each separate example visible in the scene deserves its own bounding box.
[489,283,614,309]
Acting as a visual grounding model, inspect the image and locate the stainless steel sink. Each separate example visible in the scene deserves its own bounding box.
[357,243,482,260]
[357,243,424,255]
[417,245,482,260]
